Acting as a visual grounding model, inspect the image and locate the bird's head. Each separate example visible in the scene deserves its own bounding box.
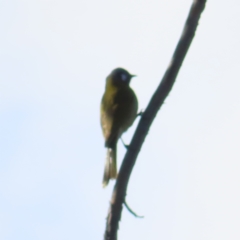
[107,68,136,87]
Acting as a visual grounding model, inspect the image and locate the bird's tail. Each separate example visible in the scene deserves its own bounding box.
[102,145,117,187]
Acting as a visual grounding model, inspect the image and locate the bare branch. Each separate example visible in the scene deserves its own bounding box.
[104,1,207,239]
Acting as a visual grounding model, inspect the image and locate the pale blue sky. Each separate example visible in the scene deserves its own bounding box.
[1,0,240,239]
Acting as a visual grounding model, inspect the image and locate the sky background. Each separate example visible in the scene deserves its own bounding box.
[1,0,240,239]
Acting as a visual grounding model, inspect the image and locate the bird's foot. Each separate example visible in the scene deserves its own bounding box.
[136,109,144,117]
[120,138,129,149]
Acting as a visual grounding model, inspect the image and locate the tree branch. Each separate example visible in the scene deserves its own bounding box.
[104,1,207,239]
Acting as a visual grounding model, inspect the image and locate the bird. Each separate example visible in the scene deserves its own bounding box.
[100,68,138,187]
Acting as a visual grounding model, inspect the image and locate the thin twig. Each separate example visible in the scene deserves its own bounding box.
[123,200,144,218]
[104,1,207,239]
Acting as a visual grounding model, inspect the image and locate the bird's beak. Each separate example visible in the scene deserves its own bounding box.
[130,74,137,78]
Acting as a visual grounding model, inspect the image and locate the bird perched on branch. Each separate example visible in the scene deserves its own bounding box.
[100,68,138,187]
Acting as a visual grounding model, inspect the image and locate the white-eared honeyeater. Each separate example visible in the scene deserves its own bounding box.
[100,68,138,187]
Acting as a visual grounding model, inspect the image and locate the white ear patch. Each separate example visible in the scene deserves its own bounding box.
[121,73,127,81]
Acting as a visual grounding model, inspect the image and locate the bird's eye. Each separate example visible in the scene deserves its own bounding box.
[121,73,127,81]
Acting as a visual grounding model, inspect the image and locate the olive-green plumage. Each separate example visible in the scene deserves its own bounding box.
[100,68,138,187]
